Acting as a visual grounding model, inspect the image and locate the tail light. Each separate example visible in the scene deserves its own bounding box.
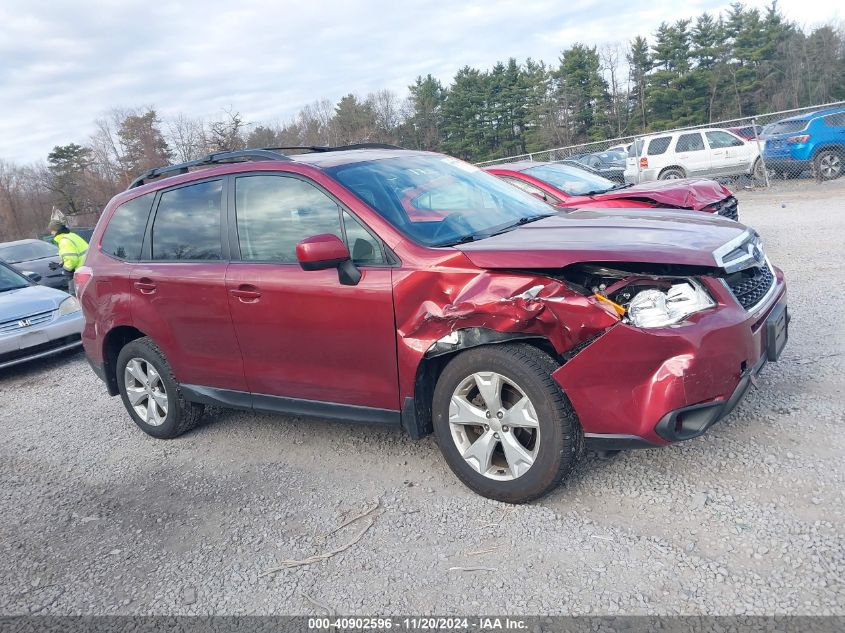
[639,157,649,168]
[787,135,810,143]
[74,266,93,299]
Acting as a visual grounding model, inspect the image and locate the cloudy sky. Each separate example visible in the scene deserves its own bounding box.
[0,0,839,163]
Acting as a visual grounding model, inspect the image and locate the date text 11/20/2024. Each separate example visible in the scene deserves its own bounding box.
[308,617,528,630]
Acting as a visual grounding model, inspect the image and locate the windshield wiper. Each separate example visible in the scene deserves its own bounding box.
[432,234,479,247]
[486,214,552,237]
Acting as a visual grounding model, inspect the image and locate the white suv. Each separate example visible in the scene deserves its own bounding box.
[624,128,764,183]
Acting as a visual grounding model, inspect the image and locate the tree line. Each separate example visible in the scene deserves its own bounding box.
[1,1,843,240]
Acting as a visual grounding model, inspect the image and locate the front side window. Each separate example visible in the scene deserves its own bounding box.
[706,131,745,149]
[0,264,29,292]
[151,181,223,260]
[647,137,672,155]
[235,176,386,265]
[328,155,555,247]
[676,133,705,152]
[523,163,616,196]
[101,193,155,260]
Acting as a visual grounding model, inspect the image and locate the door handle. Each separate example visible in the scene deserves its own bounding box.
[230,285,261,303]
[133,278,157,294]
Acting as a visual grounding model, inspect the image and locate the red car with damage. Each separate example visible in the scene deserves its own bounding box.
[486,160,740,221]
[77,146,788,503]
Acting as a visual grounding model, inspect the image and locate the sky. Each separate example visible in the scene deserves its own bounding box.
[0,0,840,163]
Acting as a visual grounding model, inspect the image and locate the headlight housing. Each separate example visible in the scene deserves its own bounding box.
[627,281,715,328]
[58,296,81,317]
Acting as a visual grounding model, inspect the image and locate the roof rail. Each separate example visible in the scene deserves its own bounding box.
[261,143,405,153]
[127,149,291,190]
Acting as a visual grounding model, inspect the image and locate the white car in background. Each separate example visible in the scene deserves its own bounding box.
[624,128,765,183]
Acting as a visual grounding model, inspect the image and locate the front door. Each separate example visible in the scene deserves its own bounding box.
[225,173,399,410]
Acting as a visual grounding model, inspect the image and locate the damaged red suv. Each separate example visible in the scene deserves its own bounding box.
[77,146,788,503]
[486,161,740,220]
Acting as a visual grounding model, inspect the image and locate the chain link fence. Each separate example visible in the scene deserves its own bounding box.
[477,101,845,188]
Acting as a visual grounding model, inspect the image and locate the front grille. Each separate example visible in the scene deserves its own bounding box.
[0,310,55,335]
[724,264,774,310]
[714,196,739,221]
[0,334,81,365]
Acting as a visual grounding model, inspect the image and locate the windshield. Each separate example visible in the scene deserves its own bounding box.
[523,163,616,195]
[0,264,30,292]
[327,155,555,247]
[0,241,58,264]
[763,120,808,136]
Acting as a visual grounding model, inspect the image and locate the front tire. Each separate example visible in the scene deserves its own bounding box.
[116,337,204,439]
[432,343,581,503]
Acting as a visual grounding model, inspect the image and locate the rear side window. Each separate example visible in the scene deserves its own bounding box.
[823,112,845,127]
[647,137,671,155]
[151,180,223,260]
[676,133,705,152]
[101,193,155,260]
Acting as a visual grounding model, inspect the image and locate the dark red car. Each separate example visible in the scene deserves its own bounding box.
[486,161,739,220]
[77,146,787,503]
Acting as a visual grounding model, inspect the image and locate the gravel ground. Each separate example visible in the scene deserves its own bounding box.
[1,180,843,617]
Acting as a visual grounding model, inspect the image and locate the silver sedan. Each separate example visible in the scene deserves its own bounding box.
[0,261,84,370]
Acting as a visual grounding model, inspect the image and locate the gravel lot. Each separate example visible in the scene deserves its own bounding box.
[1,180,843,617]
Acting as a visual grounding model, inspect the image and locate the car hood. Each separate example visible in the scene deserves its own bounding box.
[566,178,730,210]
[456,209,749,269]
[0,284,71,321]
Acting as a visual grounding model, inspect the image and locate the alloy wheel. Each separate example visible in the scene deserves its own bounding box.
[124,358,168,426]
[819,153,842,179]
[448,371,540,480]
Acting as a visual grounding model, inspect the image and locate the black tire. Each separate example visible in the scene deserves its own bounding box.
[432,343,581,503]
[814,149,843,181]
[659,167,685,180]
[116,336,204,439]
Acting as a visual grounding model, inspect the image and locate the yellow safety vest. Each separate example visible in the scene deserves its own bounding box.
[54,232,89,272]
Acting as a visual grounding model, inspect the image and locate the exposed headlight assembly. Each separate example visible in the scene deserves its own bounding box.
[627,281,715,328]
[58,296,81,317]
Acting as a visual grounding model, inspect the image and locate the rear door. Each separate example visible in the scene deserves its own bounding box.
[225,173,399,410]
[131,178,247,391]
[674,132,711,176]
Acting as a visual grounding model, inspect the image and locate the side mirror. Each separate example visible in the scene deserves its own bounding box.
[24,271,42,283]
[295,234,361,286]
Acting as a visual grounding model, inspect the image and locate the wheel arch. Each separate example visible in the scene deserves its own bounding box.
[102,325,148,396]
[811,143,845,158]
[400,328,559,440]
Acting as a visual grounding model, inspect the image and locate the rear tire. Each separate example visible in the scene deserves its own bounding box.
[815,149,843,181]
[116,337,204,439]
[432,343,581,503]
[659,167,685,180]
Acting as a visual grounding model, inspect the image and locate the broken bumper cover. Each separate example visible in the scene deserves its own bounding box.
[553,269,788,448]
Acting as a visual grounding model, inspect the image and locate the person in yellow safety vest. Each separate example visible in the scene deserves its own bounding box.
[47,220,89,294]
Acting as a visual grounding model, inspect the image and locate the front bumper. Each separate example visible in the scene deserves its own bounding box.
[553,269,788,447]
[0,313,84,370]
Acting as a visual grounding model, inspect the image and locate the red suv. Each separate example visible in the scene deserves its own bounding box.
[486,161,740,220]
[77,146,788,503]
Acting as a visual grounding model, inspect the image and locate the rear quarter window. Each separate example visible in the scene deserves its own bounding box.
[100,193,155,260]
[647,137,672,155]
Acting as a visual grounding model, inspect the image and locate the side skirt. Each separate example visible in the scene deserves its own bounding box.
[180,384,401,427]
